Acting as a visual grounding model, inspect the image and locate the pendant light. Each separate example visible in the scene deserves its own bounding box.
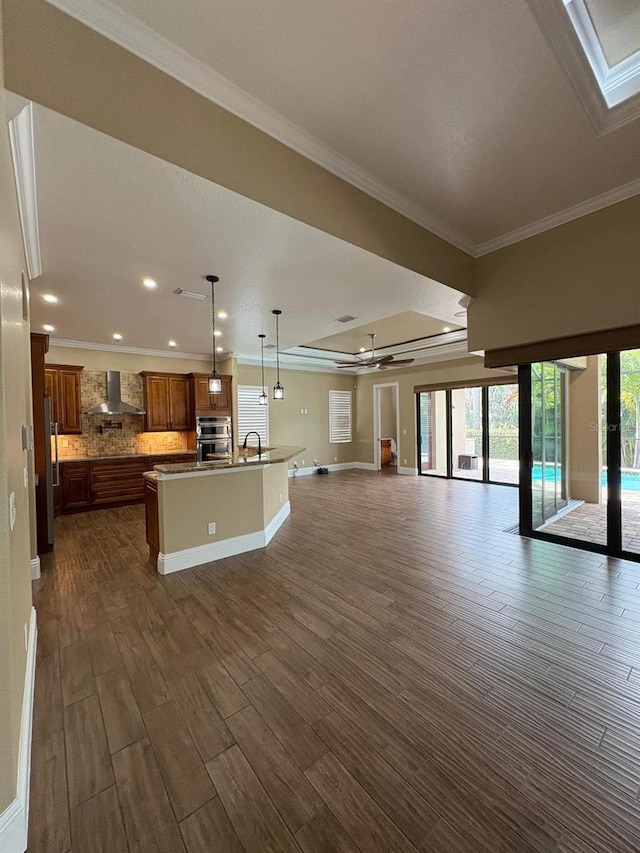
[272,309,284,400]
[258,334,268,406]
[206,275,222,394]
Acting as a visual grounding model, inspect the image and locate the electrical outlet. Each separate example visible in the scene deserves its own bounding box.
[402,428,407,435]
[334,456,338,462]
[23,466,29,488]
[301,460,305,465]
[208,522,216,535]
[279,492,283,505]
[62,439,69,448]
[403,459,407,465]
[24,623,28,651]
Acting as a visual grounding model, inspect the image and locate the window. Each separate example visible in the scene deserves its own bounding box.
[329,390,352,443]
[237,386,269,446]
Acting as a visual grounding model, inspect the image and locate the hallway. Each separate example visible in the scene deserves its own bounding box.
[29,471,640,852]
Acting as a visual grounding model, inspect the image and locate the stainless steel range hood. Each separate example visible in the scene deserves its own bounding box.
[86,371,145,415]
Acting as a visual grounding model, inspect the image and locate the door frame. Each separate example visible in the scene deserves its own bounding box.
[373,382,400,472]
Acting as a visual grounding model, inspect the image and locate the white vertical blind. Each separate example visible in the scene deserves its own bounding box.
[329,390,352,443]
[237,386,269,446]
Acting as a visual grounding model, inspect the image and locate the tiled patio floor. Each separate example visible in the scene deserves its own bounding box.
[543,492,640,553]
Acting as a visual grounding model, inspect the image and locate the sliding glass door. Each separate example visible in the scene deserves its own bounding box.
[531,362,567,528]
[417,382,518,485]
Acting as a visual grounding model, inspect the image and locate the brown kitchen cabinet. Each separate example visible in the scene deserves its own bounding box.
[140,372,190,431]
[58,454,196,513]
[90,457,148,505]
[45,364,83,434]
[61,462,90,509]
[189,373,232,417]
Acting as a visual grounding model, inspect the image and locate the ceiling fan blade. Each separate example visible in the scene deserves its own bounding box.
[376,354,394,364]
[388,358,414,365]
[335,363,359,368]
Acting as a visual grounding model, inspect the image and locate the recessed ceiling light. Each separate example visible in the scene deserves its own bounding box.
[443,326,451,333]
[143,278,157,289]
[217,310,227,319]
[359,347,366,352]
[43,294,58,303]
[113,333,123,341]
[43,323,55,332]
[216,346,223,353]
[168,340,177,348]
[214,330,222,337]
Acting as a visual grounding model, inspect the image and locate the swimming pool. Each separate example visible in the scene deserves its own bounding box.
[532,466,640,492]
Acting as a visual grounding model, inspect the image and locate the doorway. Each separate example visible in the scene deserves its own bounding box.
[531,361,568,527]
[373,383,400,472]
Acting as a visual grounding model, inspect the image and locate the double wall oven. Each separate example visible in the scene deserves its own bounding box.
[196,416,232,462]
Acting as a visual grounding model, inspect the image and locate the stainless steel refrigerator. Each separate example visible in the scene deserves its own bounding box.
[43,395,59,549]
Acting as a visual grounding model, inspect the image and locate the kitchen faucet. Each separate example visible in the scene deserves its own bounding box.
[242,431,262,455]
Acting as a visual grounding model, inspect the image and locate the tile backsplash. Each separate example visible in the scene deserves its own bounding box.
[56,370,190,459]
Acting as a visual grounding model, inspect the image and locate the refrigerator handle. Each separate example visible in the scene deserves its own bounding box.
[53,422,60,487]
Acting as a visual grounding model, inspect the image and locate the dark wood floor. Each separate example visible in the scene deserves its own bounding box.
[29,470,640,852]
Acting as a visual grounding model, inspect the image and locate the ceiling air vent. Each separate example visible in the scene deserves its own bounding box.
[174,287,208,300]
[335,315,357,323]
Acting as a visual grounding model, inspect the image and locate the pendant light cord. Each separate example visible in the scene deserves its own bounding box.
[211,279,217,377]
[276,313,280,385]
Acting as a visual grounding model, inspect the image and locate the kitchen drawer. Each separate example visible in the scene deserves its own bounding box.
[61,461,89,474]
[149,453,196,466]
[91,457,147,473]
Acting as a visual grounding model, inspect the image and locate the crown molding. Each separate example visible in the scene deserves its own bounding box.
[44,0,476,255]
[476,176,640,255]
[8,103,42,279]
[39,0,640,264]
[49,338,213,360]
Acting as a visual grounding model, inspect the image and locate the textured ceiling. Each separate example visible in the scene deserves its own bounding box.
[305,312,463,354]
[29,105,464,358]
[99,0,640,245]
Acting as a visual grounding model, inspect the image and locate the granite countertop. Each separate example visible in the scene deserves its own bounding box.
[153,445,305,477]
[58,450,196,463]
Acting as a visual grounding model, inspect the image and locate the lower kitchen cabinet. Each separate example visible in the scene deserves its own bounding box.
[58,454,196,513]
[61,462,90,509]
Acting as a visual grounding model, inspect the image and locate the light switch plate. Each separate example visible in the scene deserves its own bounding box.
[9,492,16,531]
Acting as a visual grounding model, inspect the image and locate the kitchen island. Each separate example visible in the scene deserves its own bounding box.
[144,445,304,574]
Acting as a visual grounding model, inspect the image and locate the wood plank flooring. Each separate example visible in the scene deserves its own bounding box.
[28,470,640,852]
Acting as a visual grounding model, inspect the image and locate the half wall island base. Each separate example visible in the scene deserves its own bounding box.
[144,446,304,574]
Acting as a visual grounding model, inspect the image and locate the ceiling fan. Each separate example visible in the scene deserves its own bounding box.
[335,333,415,370]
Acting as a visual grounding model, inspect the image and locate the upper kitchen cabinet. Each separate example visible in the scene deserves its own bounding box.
[140,372,190,432]
[189,373,232,417]
[44,364,83,434]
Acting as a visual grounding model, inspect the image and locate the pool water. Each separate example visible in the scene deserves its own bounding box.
[532,466,640,492]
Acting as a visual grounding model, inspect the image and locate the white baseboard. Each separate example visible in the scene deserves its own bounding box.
[30,557,40,580]
[0,606,37,853]
[288,461,366,477]
[158,500,291,574]
[397,466,417,476]
[352,461,377,471]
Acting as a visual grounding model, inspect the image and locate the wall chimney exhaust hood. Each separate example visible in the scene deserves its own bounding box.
[86,371,145,415]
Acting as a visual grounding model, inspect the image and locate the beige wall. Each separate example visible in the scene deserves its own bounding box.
[237,364,356,467]
[469,196,640,353]
[3,0,474,297]
[159,462,288,554]
[0,0,36,811]
[46,344,214,375]
[378,386,397,442]
[355,357,516,468]
[568,356,602,504]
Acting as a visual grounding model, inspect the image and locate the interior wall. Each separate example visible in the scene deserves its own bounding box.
[3,0,475,297]
[378,386,397,442]
[469,196,640,353]
[0,0,36,812]
[236,364,356,467]
[355,357,516,470]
